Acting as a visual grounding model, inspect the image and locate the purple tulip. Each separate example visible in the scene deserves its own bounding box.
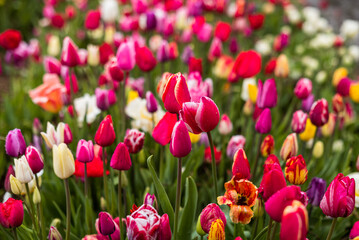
[98,212,116,236]
[306,177,326,206]
[301,94,314,112]
[5,129,26,157]
[146,91,158,113]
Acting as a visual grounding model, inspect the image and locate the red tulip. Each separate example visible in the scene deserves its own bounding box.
[0,29,22,50]
[188,57,203,75]
[204,146,221,164]
[232,148,250,179]
[230,50,261,82]
[260,135,275,157]
[95,115,116,147]
[108,58,124,82]
[264,58,276,75]
[136,46,157,72]
[285,155,308,185]
[85,10,101,30]
[332,93,345,114]
[214,21,231,42]
[280,200,308,240]
[0,198,23,228]
[248,14,265,30]
[259,165,286,202]
[152,112,178,146]
[99,43,114,65]
[169,121,192,158]
[110,142,132,171]
[74,145,108,178]
[51,14,65,29]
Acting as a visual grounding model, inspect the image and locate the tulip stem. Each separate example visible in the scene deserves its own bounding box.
[173,158,182,240]
[159,145,164,181]
[103,147,110,210]
[25,183,39,235]
[269,222,278,240]
[266,219,273,240]
[120,73,127,138]
[253,226,268,240]
[235,223,246,240]
[35,175,46,240]
[12,228,18,240]
[64,179,71,240]
[118,171,124,240]
[207,131,218,199]
[252,134,263,180]
[326,218,337,240]
[307,128,319,165]
[108,235,112,240]
[84,163,88,197]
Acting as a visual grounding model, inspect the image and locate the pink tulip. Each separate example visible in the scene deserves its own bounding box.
[320,173,355,218]
[349,221,359,240]
[226,135,246,159]
[44,56,61,75]
[152,112,178,146]
[4,165,14,192]
[0,198,23,228]
[156,40,169,63]
[124,129,145,154]
[257,79,277,109]
[197,23,212,42]
[110,142,132,171]
[95,88,117,111]
[200,203,226,233]
[76,140,94,163]
[146,91,158,113]
[291,110,307,133]
[98,212,116,236]
[5,129,26,158]
[337,77,352,97]
[180,96,220,134]
[294,78,312,100]
[64,124,73,144]
[232,148,250,179]
[208,37,222,62]
[169,121,192,158]
[301,94,314,112]
[61,37,80,67]
[280,200,308,240]
[218,114,233,135]
[25,146,44,174]
[95,216,121,240]
[255,108,272,134]
[309,98,329,127]
[158,214,171,240]
[116,42,136,71]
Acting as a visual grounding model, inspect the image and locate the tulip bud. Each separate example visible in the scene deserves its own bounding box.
[76,140,94,163]
[158,214,172,240]
[260,135,274,157]
[48,35,61,57]
[257,79,277,109]
[243,100,254,116]
[306,177,326,206]
[33,187,41,204]
[124,129,145,154]
[170,121,192,158]
[280,200,308,240]
[253,197,264,217]
[44,56,61,75]
[204,146,221,164]
[218,114,233,135]
[48,226,63,240]
[100,197,107,210]
[337,77,352,96]
[146,91,158,113]
[5,129,26,158]
[98,212,116,236]
[229,37,239,54]
[85,10,101,30]
[291,110,307,133]
[25,146,44,174]
[332,67,348,87]
[208,219,225,240]
[10,175,25,195]
[312,140,324,159]
[301,94,315,112]
[61,37,80,67]
[332,93,345,114]
[274,54,289,78]
[350,221,359,240]
[294,78,312,100]
[232,148,251,179]
[64,124,73,144]
[255,108,272,134]
[0,198,24,228]
[110,142,132,171]
[188,57,203,75]
[230,50,261,82]
[14,156,34,184]
[116,42,136,71]
[259,163,286,202]
[214,21,231,42]
[95,115,116,147]
[309,98,329,127]
[299,119,317,141]
[53,143,75,179]
[87,44,100,66]
[321,113,336,137]
[136,46,157,72]
[280,133,298,161]
[350,82,359,103]
[285,155,308,185]
[200,203,227,233]
[196,215,206,236]
[226,135,246,159]
[4,166,15,192]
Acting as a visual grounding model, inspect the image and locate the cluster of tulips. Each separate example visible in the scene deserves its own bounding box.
[1,0,359,239]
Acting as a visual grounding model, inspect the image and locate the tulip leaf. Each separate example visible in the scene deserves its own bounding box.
[178,176,198,239]
[147,155,175,228]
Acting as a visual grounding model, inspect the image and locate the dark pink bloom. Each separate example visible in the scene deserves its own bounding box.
[169,121,192,158]
[152,112,177,146]
[61,37,80,67]
[350,221,359,240]
[226,135,246,159]
[25,146,44,174]
[110,142,132,171]
[0,198,24,228]
[124,129,145,154]
[294,78,312,100]
[44,56,61,75]
[98,212,116,236]
[255,108,272,134]
[257,79,277,109]
[76,140,94,163]
[5,128,26,157]
[309,98,329,127]
[337,77,352,97]
[200,203,226,233]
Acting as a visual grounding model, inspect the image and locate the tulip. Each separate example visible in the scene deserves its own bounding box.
[124,129,145,154]
[188,57,203,75]
[4,165,15,192]
[273,33,290,52]
[14,156,34,184]
[321,113,336,137]
[0,198,24,228]
[47,35,60,57]
[208,219,225,240]
[274,54,289,78]
[44,56,61,75]
[10,175,25,196]
[180,96,220,134]
[144,193,157,207]
[99,43,114,65]
[95,88,116,111]
[218,114,233,135]
[76,140,94,163]
[87,45,100,66]
[168,42,178,60]
[157,40,169,63]
[226,135,246,159]
[299,118,317,141]
[214,21,231,42]
[51,14,65,29]
[204,146,221,164]
[229,37,239,55]
[158,214,172,240]
[285,155,308,185]
[136,46,157,72]
[116,42,136,71]
[197,23,212,42]
[61,37,80,67]
[265,185,308,222]
[95,115,116,147]
[255,108,272,134]
[291,110,307,133]
[294,78,312,100]
[85,10,101,30]
[264,58,276,75]
[152,112,177,146]
[110,142,132,171]
[248,14,265,30]
[48,226,63,240]
[280,200,308,240]
[332,93,345,113]
[33,186,41,204]
[5,128,26,157]
[25,146,44,174]
[146,91,158,113]
[350,82,359,103]
[232,148,251,179]
[306,177,326,206]
[100,0,119,23]
[170,121,192,158]
[98,212,116,236]
[64,124,73,145]
[181,45,194,64]
[280,133,298,161]
[53,143,75,179]
[350,221,359,240]
[0,29,22,50]
[320,173,355,218]
[199,203,227,233]
[208,38,222,62]
[260,135,274,157]
[257,79,277,109]
[259,163,287,201]
[337,77,352,96]
[332,67,348,87]
[161,73,191,114]
[230,50,261,82]
[309,98,329,127]
[301,94,315,112]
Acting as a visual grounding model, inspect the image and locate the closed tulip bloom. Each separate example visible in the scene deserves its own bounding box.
[226,135,246,159]
[76,140,94,163]
[14,156,34,184]
[152,112,177,146]
[158,214,171,240]
[259,164,287,202]
[273,33,290,52]
[280,133,298,161]
[53,143,75,179]
[309,98,329,127]
[48,226,63,240]
[257,79,277,109]
[10,175,25,196]
[248,14,265,30]
[230,50,261,82]
[170,121,192,158]
[332,93,345,114]
[274,54,289,78]
[320,173,355,218]
[197,23,212,42]
[87,45,100,66]
[306,177,326,206]
[264,58,276,75]
[85,10,101,30]
[199,203,227,233]
[146,91,158,113]
[25,146,44,174]
[285,155,308,185]
[204,146,221,164]
[61,37,80,67]
[110,142,132,171]
[337,77,352,97]
[0,198,24,228]
[44,56,61,75]
[232,148,251,179]
[321,113,336,137]
[136,46,157,72]
[95,88,116,111]
[294,78,312,99]
[64,124,73,144]
[208,219,225,240]
[214,21,231,42]
[5,129,26,157]
[260,135,274,157]
[350,82,359,103]
[124,129,145,154]
[265,185,308,222]
[280,200,308,240]
[208,38,222,62]
[332,67,348,87]
[98,212,116,236]
[108,58,124,82]
[188,57,203,75]
[0,29,22,50]
[350,221,359,240]
[95,115,116,147]
[218,114,233,135]
[301,94,315,112]
[99,43,114,65]
[4,165,15,192]
[116,42,136,71]
[299,119,317,141]
[161,73,191,114]
[291,110,307,133]
[181,96,220,134]
[255,108,272,134]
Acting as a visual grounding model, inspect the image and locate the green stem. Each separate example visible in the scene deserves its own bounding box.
[35,176,46,240]
[12,228,18,240]
[103,147,109,210]
[266,219,273,240]
[269,222,278,240]
[253,226,268,240]
[121,74,127,138]
[84,163,88,197]
[25,183,38,235]
[64,179,71,240]
[251,217,259,240]
[159,145,164,181]
[207,131,218,199]
[173,158,182,240]
[235,223,246,240]
[326,218,337,240]
[252,134,263,180]
[118,171,124,240]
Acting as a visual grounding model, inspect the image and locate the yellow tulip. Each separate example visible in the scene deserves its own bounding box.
[350,82,359,103]
[10,175,25,195]
[299,119,317,141]
[127,90,139,104]
[33,187,41,204]
[332,67,348,87]
[53,143,75,179]
[275,54,289,78]
[248,84,258,103]
[104,25,115,44]
[313,141,324,159]
[189,132,201,143]
[208,219,225,240]
[87,45,100,66]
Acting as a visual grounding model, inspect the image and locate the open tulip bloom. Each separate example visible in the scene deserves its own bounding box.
[2,1,359,240]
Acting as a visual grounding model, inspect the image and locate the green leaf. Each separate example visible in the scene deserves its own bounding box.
[147,155,175,229]
[178,176,198,239]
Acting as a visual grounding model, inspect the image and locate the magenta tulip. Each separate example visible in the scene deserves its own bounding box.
[255,108,272,134]
[169,121,192,158]
[25,146,44,174]
[110,142,132,171]
[76,140,94,163]
[257,79,277,109]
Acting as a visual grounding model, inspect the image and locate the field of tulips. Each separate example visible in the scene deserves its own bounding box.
[1,0,359,239]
